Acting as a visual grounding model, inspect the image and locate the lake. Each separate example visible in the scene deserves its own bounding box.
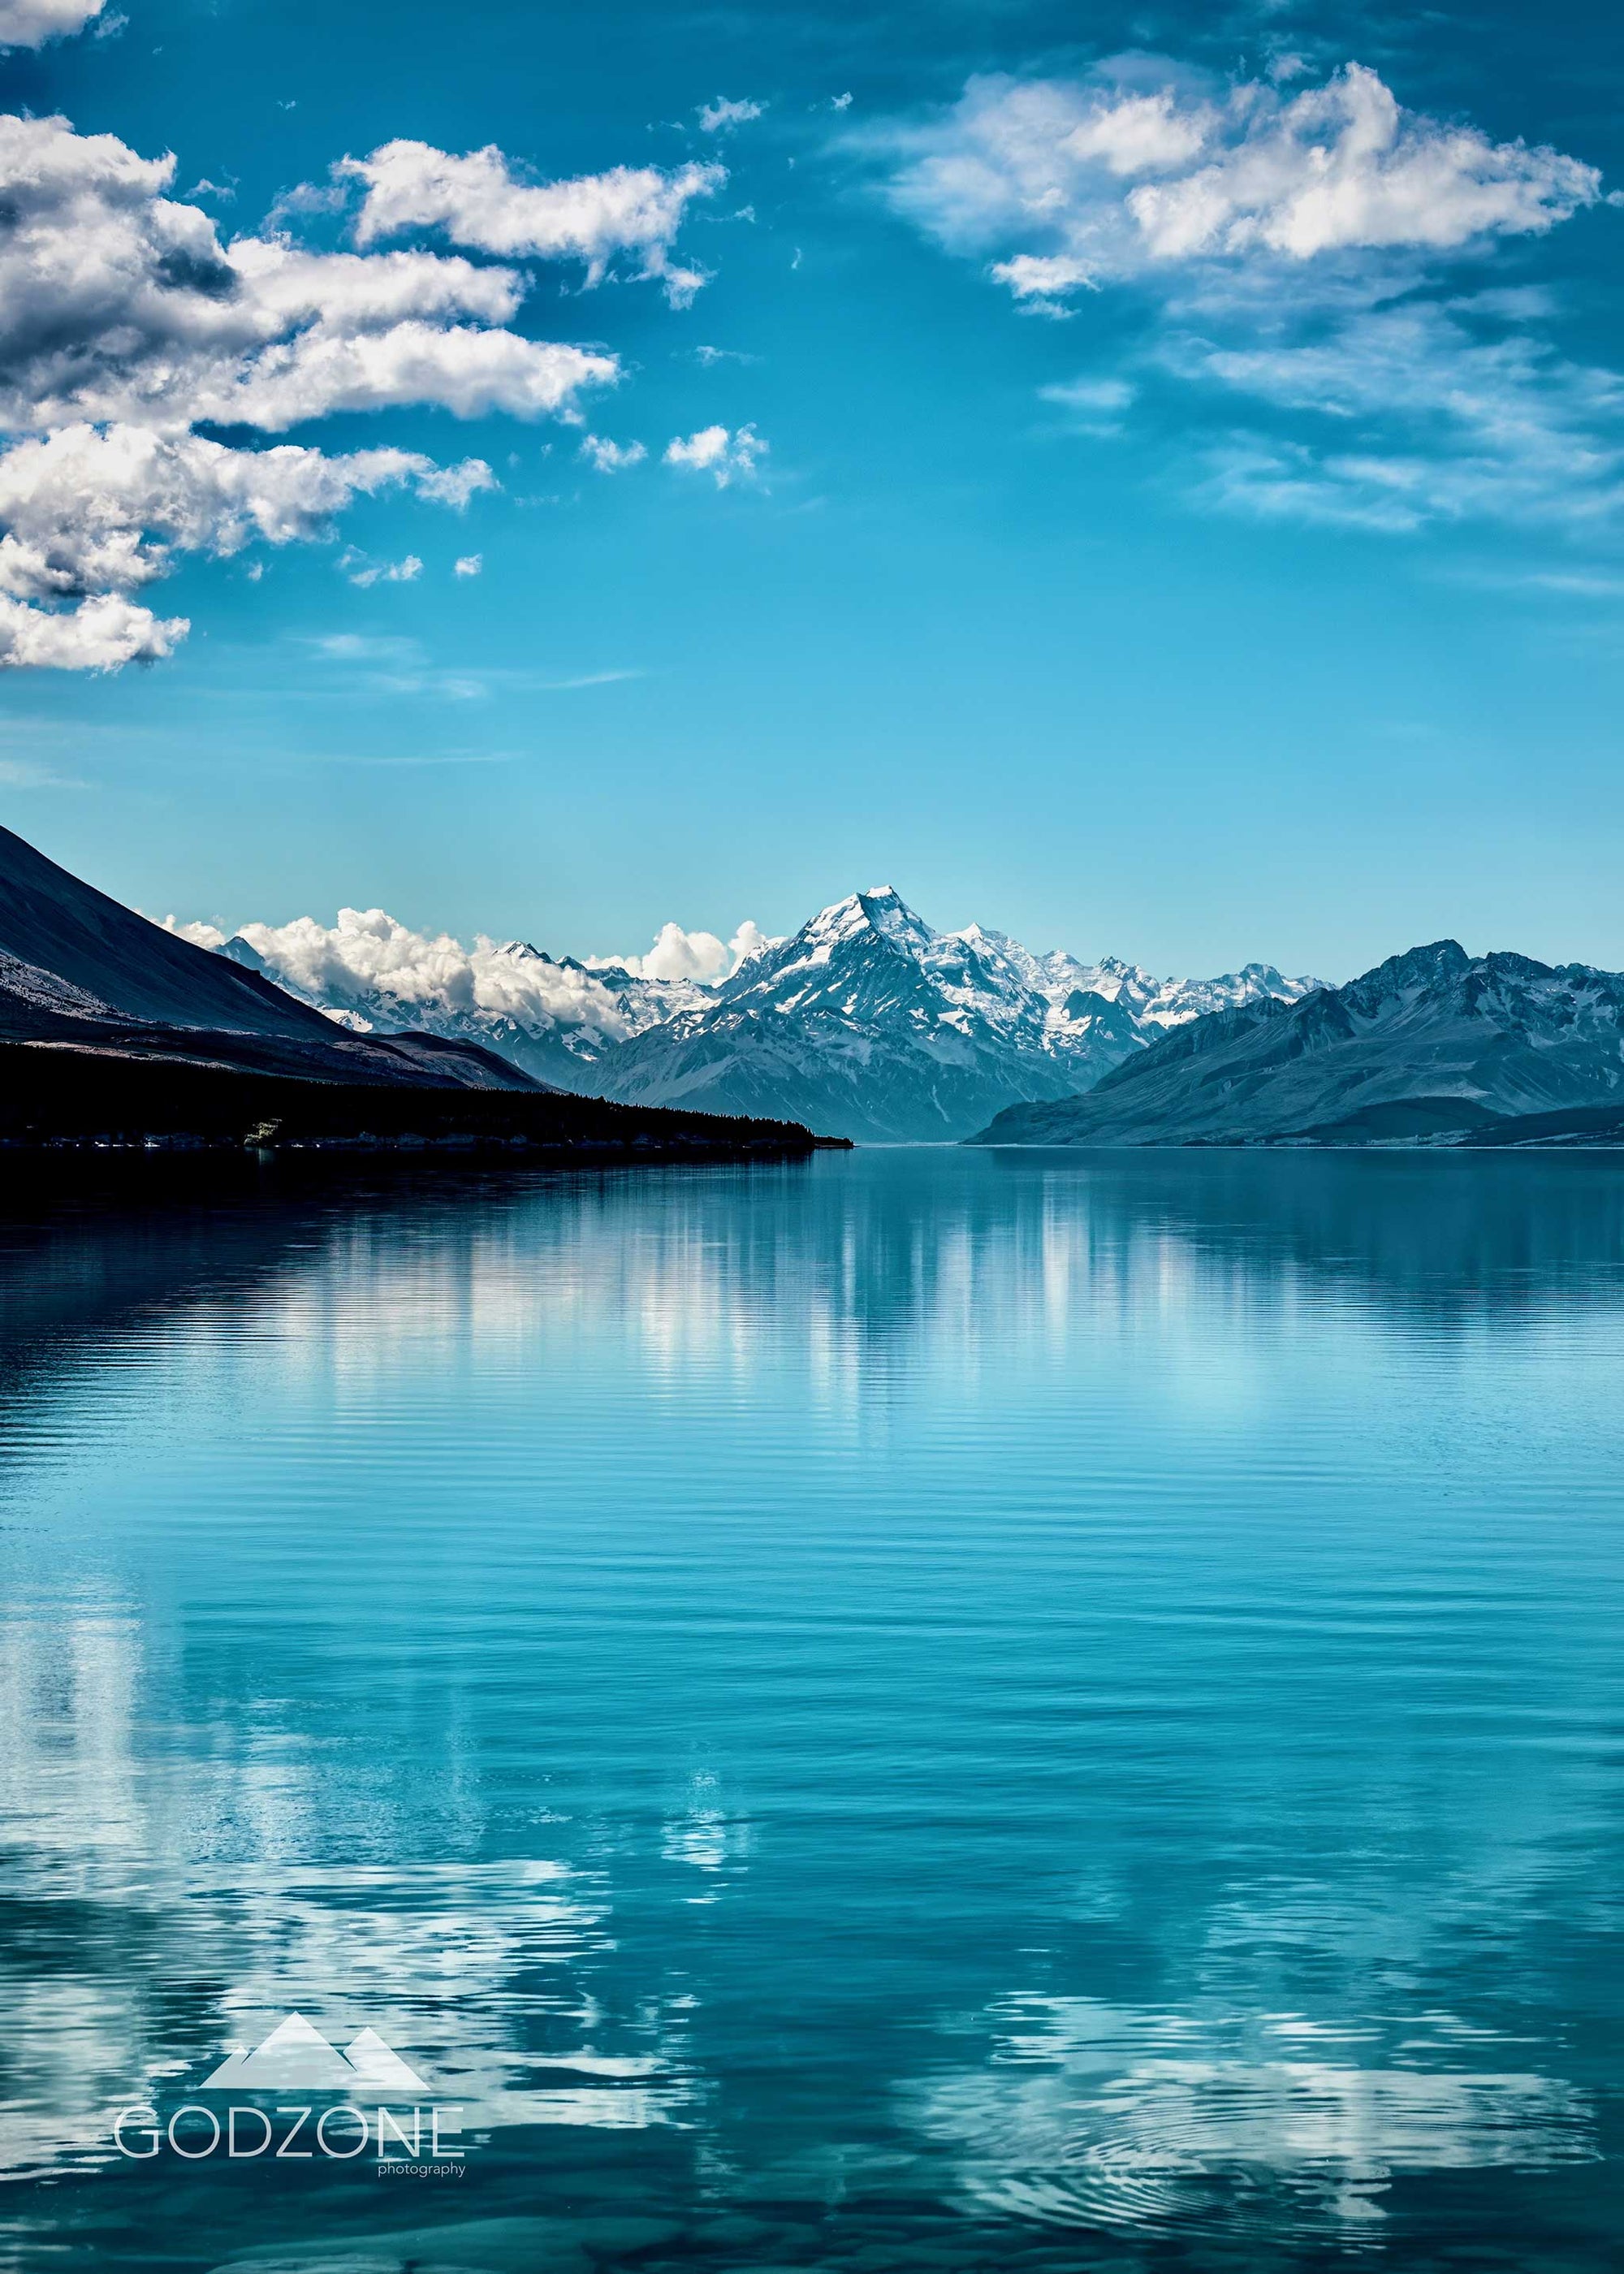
[2,1148,1622,2273]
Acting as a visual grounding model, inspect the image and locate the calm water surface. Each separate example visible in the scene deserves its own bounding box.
[2,1148,1622,2273]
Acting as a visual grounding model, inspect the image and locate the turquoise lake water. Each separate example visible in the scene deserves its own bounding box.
[2,1148,1622,2272]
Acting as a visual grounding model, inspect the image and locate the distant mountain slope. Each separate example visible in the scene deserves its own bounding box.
[0,825,356,1039]
[7,1012,551,1091]
[970,941,1624,1146]
[594,888,1320,1143]
[0,828,538,1091]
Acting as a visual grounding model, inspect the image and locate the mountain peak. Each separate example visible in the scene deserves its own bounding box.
[815,885,909,923]
[792,886,935,957]
[1343,939,1471,1015]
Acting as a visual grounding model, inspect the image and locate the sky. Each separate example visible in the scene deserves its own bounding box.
[0,0,1622,982]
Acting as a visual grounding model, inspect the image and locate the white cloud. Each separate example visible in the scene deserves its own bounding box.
[210,909,646,1042]
[343,141,723,304]
[725,919,774,967]
[336,548,423,587]
[214,322,612,430]
[1186,302,1624,529]
[171,906,771,1039]
[698,97,765,136]
[0,119,615,436]
[579,433,647,473]
[453,553,482,577]
[0,425,489,600]
[0,754,79,785]
[882,63,1600,300]
[987,253,1098,304]
[0,0,105,46]
[663,423,767,486]
[875,58,1620,532]
[624,922,732,982]
[1039,375,1136,433]
[304,629,485,698]
[1040,377,1134,411]
[309,632,417,660]
[0,112,683,668]
[594,919,773,984]
[0,590,185,668]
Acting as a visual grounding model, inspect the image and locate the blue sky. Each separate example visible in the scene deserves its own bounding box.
[1,0,1622,979]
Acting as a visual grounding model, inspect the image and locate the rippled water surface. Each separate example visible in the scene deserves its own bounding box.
[2,1148,1622,2273]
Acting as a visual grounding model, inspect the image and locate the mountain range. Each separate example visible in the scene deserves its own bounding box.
[7,824,1621,1150]
[212,885,1320,1144]
[973,940,1624,1146]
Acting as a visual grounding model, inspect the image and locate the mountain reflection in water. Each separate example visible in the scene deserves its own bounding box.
[2,1149,1621,2273]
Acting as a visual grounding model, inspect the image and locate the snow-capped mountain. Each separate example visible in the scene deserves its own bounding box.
[952,926,1318,1030]
[197,884,1320,1141]
[974,940,1624,1147]
[594,888,1321,1142]
[950,923,1319,1032]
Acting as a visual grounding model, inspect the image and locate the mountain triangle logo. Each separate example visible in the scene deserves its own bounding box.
[201,2014,430,2096]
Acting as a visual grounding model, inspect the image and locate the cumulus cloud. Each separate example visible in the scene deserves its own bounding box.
[0,589,184,667]
[204,319,611,430]
[0,119,615,438]
[175,909,643,1042]
[604,919,771,984]
[663,423,767,486]
[453,552,482,577]
[579,432,647,472]
[0,0,106,46]
[0,425,488,600]
[883,63,1600,299]
[0,110,715,667]
[169,906,773,1039]
[343,141,722,305]
[698,97,766,135]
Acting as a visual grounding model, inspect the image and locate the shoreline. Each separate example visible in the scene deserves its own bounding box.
[0,1037,850,1164]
